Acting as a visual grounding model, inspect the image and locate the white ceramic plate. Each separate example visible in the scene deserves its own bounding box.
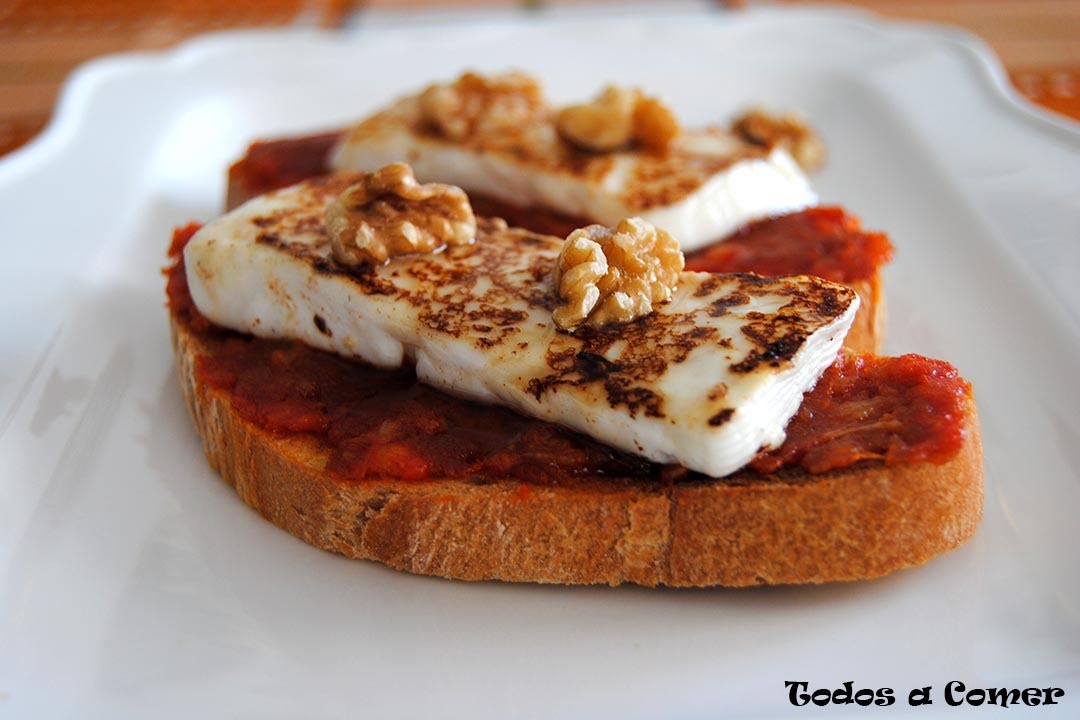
[1,6,1078,718]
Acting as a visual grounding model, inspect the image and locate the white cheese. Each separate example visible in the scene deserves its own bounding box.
[329,97,816,252]
[185,175,857,477]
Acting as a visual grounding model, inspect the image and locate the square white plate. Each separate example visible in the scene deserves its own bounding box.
[1,6,1078,718]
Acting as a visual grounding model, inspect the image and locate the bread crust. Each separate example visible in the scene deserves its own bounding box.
[171,314,982,587]
[844,274,884,354]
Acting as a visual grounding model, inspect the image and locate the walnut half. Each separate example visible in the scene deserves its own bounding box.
[556,85,680,153]
[418,71,548,143]
[326,163,476,267]
[731,108,826,171]
[552,218,685,332]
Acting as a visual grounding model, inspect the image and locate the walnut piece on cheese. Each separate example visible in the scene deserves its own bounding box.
[552,217,685,332]
[731,107,826,171]
[418,71,549,142]
[326,163,476,267]
[633,94,682,152]
[556,85,681,153]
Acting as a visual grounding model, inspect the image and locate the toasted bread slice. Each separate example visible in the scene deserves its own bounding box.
[171,311,981,587]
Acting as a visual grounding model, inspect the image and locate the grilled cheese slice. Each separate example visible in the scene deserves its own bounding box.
[185,174,857,477]
[329,91,816,252]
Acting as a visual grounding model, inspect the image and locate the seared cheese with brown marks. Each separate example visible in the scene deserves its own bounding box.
[185,174,858,477]
[330,94,816,252]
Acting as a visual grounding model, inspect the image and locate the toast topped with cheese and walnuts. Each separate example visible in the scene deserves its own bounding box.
[166,162,982,587]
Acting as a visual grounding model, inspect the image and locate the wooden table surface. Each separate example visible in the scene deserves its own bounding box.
[0,0,1077,158]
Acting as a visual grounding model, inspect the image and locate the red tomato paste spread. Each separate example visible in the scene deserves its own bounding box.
[685,206,894,283]
[226,132,342,209]
[750,353,970,474]
[167,220,964,483]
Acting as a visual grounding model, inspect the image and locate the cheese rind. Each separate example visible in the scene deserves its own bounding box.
[329,95,816,251]
[185,174,857,477]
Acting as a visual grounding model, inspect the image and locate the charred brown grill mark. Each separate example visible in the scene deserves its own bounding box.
[527,345,667,417]
[526,313,725,418]
[544,347,578,372]
[526,287,558,311]
[485,305,529,326]
[708,291,751,317]
[347,266,400,296]
[419,303,526,347]
[525,377,551,401]
[527,254,555,286]
[727,271,783,287]
[708,408,735,426]
[734,308,813,373]
[815,286,847,316]
[306,250,402,295]
[741,318,810,352]
[724,276,856,374]
[694,275,724,297]
[707,382,728,401]
[313,314,332,337]
[730,336,807,373]
[575,350,620,380]
[672,326,718,363]
[604,384,664,418]
[252,215,278,228]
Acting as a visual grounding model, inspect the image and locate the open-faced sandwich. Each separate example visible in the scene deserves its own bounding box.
[166,74,982,587]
